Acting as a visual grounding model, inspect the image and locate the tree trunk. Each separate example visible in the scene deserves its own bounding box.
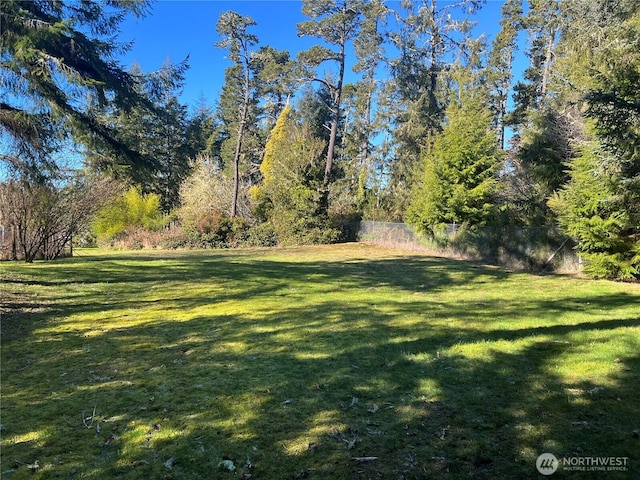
[540,31,555,100]
[231,54,252,218]
[320,29,347,213]
[230,130,242,218]
[498,94,507,149]
[11,226,17,260]
[323,51,345,188]
[361,80,374,166]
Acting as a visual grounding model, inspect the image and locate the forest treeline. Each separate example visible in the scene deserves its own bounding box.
[1,0,638,280]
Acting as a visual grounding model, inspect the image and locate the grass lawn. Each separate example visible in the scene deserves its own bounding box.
[1,243,639,479]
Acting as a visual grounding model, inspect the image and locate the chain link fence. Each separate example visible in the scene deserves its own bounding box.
[358,221,425,251]
[358,220,580,272]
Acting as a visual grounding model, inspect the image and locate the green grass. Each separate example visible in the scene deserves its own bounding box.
[1,244,639,479]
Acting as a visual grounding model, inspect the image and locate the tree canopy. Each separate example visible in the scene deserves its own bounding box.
[1,0,152,178]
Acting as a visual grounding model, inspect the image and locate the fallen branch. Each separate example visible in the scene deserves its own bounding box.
[543,237,570,270]
[351,456,378,463]
[82,406,97,429]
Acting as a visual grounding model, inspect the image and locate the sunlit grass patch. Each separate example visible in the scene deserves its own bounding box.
[1,244,639,479]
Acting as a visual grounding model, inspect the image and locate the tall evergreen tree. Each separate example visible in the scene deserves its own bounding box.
[253,46,298,131]
[486,0,523,149]
[1,0,152,179]
[297,0,364,212]
[550,143,639,280]
[407,86,502,234]
[345,0,388,209]
[501,0,567,228]
[146,61,194,212]
[186,96,217,159]
[507,0,561,130]
[295,84,333,148]
[385,0,484,215]
[84,60,192,212]
[215,11,259,218]
[250,101,334,243]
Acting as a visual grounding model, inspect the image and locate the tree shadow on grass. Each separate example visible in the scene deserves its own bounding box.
[1,249,503,344]
[1,249,639,479]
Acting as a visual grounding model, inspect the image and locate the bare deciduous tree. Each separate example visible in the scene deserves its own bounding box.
[0,176,117,262]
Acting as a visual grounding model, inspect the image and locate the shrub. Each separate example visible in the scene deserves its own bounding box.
[179,155,253,229]
[550,144,639,281]
[108,227,167,250]
[582,251,640,281]
[242,222,279,247]
[92,187,165,243]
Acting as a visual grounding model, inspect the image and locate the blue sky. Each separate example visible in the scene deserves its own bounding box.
[120,1,312,106]
[118,1,514,110]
